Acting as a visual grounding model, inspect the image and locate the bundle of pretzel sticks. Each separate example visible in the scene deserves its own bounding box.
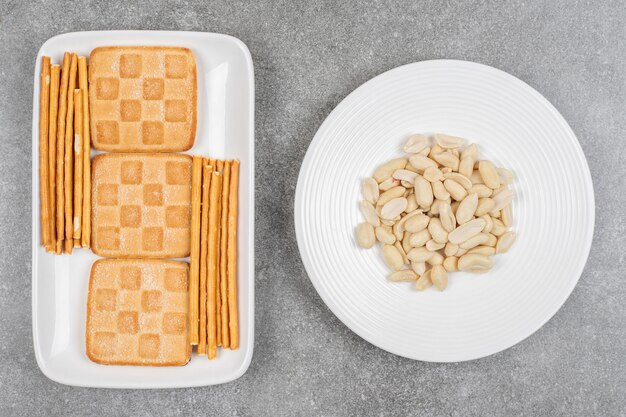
[189,156,240,358]
[38,53,91,254]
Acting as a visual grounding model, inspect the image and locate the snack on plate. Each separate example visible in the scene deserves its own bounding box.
[188,159,240,358]
[356,134,516,291]
[73,88,83,240]
[86,259,191,366]
[88,46,197,152]
[188,156,203,345]
[38,56,51,248]
[206,169,222,359]
[218,161,231,347]
[78,56,92,248]
[55,52,70,253]
[36,46,242,367]
[64,53,78,253]
[91,153,192,258]
[47,63,60,251]
[197,162,212,355]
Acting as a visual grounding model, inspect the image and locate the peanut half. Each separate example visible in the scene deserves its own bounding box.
[434,133,465,149]
[389,270,418,282]
[356,223,375,249]
[362,177,379,204]
[403,134,429,154]
[431,265,448,290]
[373,158,407,183]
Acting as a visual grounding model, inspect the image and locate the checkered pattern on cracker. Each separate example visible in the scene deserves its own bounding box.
[88,46,196,152]
[91,153,192,258]
[86,259,191,366]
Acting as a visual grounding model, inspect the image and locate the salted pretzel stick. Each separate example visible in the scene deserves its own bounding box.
[207,171,222,359]
[72,89,83,239]
[64,53,77,243]
[188,156,203,345]
[39,56,51,247]
[56,52,70,246]
[48,64,60,251]
[215,160,224,347]
[228,160,240,348]
[219,161,232,347]
[78,56,91,248]
[197,162,212,355]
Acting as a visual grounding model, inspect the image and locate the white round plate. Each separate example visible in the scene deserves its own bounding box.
[294,60,594,362]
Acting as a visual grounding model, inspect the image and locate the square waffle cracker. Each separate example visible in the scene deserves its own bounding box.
[91,153,192,258]
[88,46,197,152]
[86,259,191,366]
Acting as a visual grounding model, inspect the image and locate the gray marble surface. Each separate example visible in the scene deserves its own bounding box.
[1,0,625,415]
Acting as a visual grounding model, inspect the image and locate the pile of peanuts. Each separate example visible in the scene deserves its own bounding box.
[356,133,516,291]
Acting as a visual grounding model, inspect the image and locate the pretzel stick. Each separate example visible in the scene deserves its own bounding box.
[219,161,232,347]
[64,238,73,254]
[56,52,70,246]
[55,240,62,255]
[228,160,240,349]
[197,162,212,355]
[188,156,203,345]
[39,56,51,247]
[215,160,224,347]
[78,56,91,248]
[72,89,83,239]
[207,171,222,359]
[48,64,60,251]
[64,53,77,242]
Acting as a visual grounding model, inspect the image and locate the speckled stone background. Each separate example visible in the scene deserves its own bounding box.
[1,0,625,416]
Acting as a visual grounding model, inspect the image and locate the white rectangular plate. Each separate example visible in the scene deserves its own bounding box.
[32,31,254,388]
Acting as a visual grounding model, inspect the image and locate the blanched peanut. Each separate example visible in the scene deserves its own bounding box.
[374,158,407,183]
[415,269,432,291]
[443,256,458,272]
[478,160,500,189]
[444,242,458,257]
[426,251,444,266]
[458,254,494,273]
[383,244,404,271]
[405,214,430,233]
[414,175,434,209]
[443,179,467,201]
[375,225,396,244]
[389,270,418,282]
[407,247,434,263]
[409,229,431,247]
[356,223,375,248]
[428,218,448,244]
[431,265,448,290]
